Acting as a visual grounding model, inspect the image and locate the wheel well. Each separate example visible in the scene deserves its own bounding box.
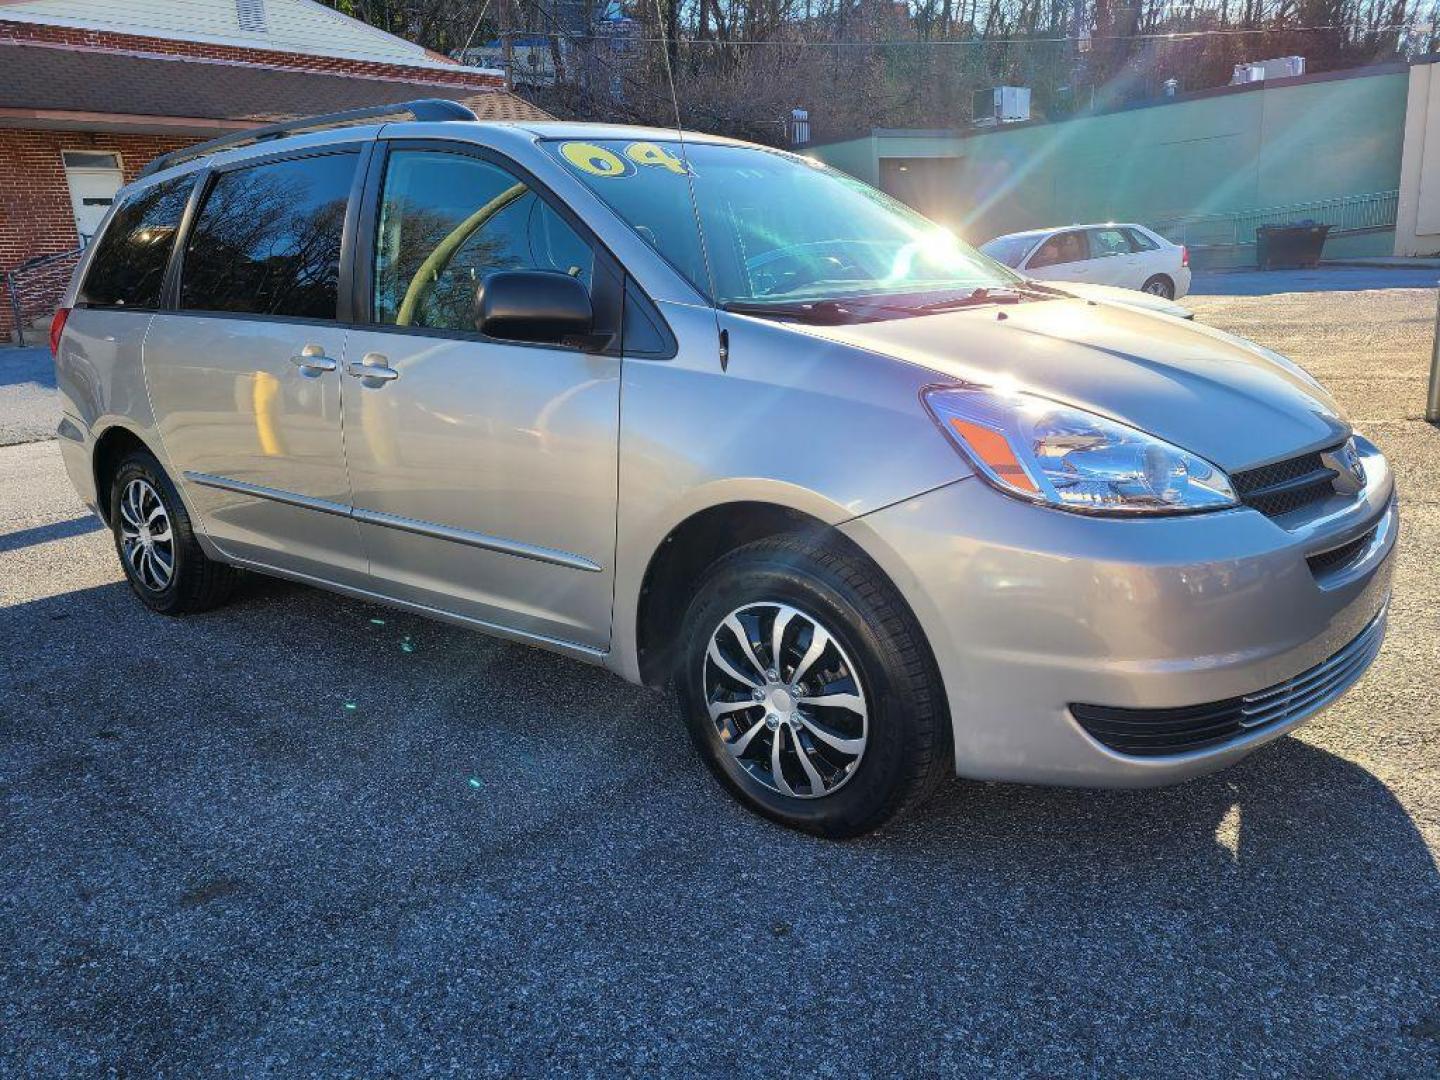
[1144,273,1174,287]
[91,427,152,525]
[636,501,864,687]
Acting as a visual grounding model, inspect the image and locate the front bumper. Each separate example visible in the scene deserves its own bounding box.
[840,437,1396,787]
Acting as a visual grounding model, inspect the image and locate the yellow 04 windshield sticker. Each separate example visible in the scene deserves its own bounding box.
[624,142,689,175]
[559,141,690,179]
[559,142,632,178]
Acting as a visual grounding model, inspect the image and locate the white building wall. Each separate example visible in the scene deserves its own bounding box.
[1395,59,1440,256]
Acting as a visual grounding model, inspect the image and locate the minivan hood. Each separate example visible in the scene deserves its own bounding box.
[794,297,1348,472]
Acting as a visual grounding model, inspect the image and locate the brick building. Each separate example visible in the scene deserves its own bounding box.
[0,0,550,341]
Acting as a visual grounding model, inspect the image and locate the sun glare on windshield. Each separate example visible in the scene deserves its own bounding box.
[546,138,1019,307]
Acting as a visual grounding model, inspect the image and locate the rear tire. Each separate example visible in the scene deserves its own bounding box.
[675,534,951,838]
[110,451,237,615]
[1141,274,1175,299]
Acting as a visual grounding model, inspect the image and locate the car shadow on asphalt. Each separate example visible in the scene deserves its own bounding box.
[8,571,1435,888]
[906,733,1431,869]
[0,514,103,554]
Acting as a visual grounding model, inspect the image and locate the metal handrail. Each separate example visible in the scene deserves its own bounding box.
[1149,189,1400,250]
[136,97,480,179]
[3,245,83,347]
[9,246,85,274]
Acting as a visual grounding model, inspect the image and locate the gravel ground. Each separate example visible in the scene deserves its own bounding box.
[2,277,1438,1076]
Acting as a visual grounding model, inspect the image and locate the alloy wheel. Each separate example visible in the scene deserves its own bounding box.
[118,478,175,592]
[702,601,868,799]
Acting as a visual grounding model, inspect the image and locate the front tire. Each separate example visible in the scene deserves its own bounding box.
[110,451,237,615]
[675,534,951,837]
[1141,274,1176,299]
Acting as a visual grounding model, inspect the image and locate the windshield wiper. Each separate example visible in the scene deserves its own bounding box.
[724,285,1057,324]
[899,285,1053,314]
[721,299,861,324]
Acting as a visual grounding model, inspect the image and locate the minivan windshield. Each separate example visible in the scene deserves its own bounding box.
[545,138,1020,310]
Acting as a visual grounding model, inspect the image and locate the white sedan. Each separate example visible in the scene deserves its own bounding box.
[981,223,1191,300]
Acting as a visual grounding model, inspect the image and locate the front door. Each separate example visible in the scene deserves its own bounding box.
[62,151,125,245]
[1023,230,1091,282]
[144,147,369,587]
[341,143,622,649]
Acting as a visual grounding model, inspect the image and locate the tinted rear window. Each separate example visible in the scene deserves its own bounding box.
[180,152,356,319]
[78,174,195,309]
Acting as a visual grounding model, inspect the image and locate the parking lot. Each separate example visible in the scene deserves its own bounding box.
[2,270,1438,1075]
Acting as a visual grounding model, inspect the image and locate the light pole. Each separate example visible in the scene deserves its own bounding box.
[1427,283,1440,424]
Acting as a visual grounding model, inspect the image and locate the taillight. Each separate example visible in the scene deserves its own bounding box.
[49,307,70,357]
[1180,245,1190,267]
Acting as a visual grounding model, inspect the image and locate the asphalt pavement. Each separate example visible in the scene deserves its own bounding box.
[2,272,1438,1076]
[0,346,57,447]
[1190,264,1440,296]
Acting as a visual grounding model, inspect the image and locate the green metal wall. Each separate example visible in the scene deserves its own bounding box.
[812,67,1410,266]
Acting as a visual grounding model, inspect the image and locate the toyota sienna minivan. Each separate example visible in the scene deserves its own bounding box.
[52,101,1397,837]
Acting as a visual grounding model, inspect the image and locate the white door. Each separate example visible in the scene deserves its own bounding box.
[1023,230,1094,282]
[1085,227,1143,287]
[62,151,124,245]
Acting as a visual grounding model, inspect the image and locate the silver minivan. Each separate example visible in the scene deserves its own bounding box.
[53,102,1397,836]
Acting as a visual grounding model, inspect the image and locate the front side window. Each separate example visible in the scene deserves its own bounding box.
[1029,231,1086,268]
[373,149,593,332]
[545,139,1018,309]
[180,152,356,319]
[78,174,194,309]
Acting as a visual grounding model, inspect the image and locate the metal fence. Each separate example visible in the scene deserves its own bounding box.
[3,246,83,347]
[1149,189,1400,252]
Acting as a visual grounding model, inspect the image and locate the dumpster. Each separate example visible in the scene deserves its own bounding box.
[1255,221,1332,270]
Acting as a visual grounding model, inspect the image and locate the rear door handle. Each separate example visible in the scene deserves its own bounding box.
[290,344,336,374]
[346,353,400,383]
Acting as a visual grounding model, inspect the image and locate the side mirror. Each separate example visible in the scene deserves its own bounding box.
[476,270,598,348]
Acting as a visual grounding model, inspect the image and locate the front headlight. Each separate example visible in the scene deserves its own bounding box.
[924,386,1238,515]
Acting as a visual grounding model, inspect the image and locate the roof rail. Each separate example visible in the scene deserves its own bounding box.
[136,98,478,179]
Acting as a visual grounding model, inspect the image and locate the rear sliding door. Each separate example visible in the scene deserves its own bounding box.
[144,146,369,586]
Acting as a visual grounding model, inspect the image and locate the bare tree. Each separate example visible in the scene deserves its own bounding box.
[316,0,1440,141]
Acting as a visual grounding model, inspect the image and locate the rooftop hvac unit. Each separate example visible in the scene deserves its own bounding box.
[1231,56,1306,85]
[972,86,1031,126]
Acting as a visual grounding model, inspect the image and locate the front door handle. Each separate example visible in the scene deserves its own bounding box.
[290,344,336,374]
[346,353,400,383]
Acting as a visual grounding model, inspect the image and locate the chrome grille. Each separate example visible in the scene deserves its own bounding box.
[1071,606,1386,757]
